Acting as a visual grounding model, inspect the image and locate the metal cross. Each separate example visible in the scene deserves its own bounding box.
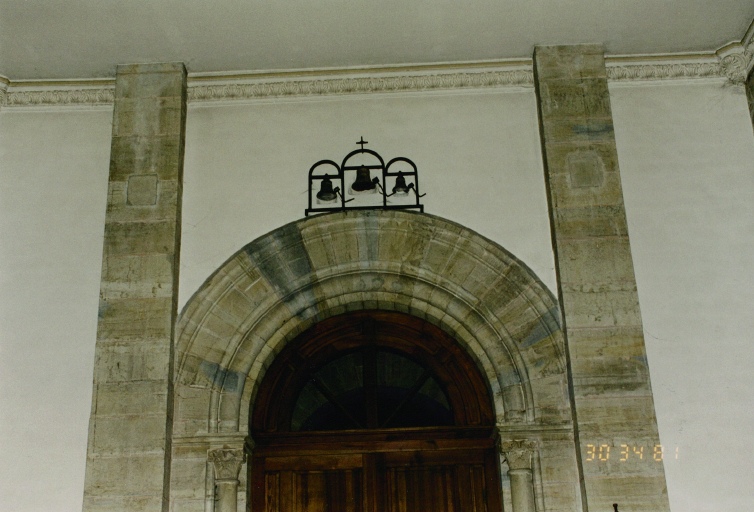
[356,136,368,150]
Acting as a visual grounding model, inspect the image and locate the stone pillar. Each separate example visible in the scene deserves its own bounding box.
[533,45,670,512]
[209,448,245,512]
[500,440,537,512]
[83,63,187,512]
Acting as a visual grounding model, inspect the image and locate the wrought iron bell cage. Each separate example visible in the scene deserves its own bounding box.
[306,138,425,216]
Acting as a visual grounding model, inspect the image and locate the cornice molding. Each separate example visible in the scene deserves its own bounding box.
[2,80,114,108]
[3,40,753,109]
[188,66,534,103]
[605,55,723,82]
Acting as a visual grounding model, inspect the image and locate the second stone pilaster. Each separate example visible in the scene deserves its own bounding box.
[534,45,670,512]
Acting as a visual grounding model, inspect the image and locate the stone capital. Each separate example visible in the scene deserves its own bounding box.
[208,448,245,481]
[500,439,537,471]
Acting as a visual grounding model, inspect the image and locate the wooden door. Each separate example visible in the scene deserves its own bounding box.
[250,311,502,512]
[251,449,500,512]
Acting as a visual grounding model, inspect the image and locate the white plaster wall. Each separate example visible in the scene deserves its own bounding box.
[0,107,112,512]
[180,88,557,310]
[612,80,754,511]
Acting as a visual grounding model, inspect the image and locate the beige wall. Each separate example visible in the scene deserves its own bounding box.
[0,78,752,511]
[179,88,556,310]
[612,79,754,511]
[0,107,112,511]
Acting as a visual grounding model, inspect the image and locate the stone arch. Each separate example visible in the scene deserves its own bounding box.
[172,210,568,440]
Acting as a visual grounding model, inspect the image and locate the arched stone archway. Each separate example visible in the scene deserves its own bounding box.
[170,210,578,512]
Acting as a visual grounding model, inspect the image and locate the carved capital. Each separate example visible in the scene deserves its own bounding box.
[208,448,245,481]
[500,439,537,471]
[716,44,753,84]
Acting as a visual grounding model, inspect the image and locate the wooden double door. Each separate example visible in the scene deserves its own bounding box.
[252,432,501,512]
[249,311,502,512]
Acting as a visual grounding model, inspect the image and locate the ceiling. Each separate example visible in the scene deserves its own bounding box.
[1,1,753,80]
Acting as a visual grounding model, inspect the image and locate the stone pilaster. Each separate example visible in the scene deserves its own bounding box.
[500,440,537,512]
[533,46,670,512]
[83,63,186,512]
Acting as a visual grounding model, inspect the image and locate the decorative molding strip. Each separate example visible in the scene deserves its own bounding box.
[4,43,753,109]
[188,68,534,102]
[4,85,114,107]
[605,55,723,82]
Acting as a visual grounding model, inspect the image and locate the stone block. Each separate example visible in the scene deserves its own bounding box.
[105,180,180,224]
[570,361,651,396]
[170,448,209,499]
[91,414,168,454]
[96,296,174,341]
[113,97,184,137]
[584,474,669,510]
[556,237,636,286]
[541,117,615,144]
[574,395,660,438]
[530,374,571,422]
[127,174,158,205]
[538,78,611,118]
[421,238,455,274]
[301,232,332,269]
[566,325,646,360]
[566,148,605,188]
[115,63,186,99]
[110,135,183,181]
[546,170,625,208]
[169,498,205,512]
[541,141,620,176]
[554,205,628,238]
[101,253,175,299]
[379,221,432,267]
[93,339,171,383]
[83,494,164,512]
[560,288,642,329]
[104,219,178,255]
[534,45,606,80]
[95,381,169,415]
[85,453,167,495]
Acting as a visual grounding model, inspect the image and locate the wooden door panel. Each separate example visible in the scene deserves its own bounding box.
[254,449,500,512]
[382,463,491,512]
[262,469,363,512]
[385,465,456,512]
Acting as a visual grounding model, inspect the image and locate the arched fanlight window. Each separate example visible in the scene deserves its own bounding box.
[291,349,452,431]
[252,310,494,433]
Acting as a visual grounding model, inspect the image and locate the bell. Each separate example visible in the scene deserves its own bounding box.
[351,166,377,192]
[316,176,338,202]
[392,172,410,196]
